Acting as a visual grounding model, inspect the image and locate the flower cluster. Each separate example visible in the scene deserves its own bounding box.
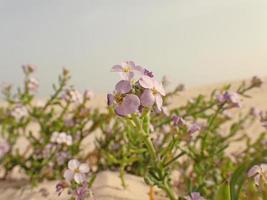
[64,159,90,184]
[10,105,28,120]
[56,159,93,200]
[248,163,267,186]
[22,64,39,93]
[51,132,73,146]
[62,89,83,104]
[108,61,166,116]
[172,115,201,136]
[216,91,241,108]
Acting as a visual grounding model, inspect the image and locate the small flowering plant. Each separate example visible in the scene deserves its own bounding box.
[56,159,94,200]
[98,63,267,200]
[0,65,98,185]
[0,62,266,200]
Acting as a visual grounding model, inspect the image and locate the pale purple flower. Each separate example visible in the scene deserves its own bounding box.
[64,159,90,184]
[57,152,71,166]
[172,115,186,127]
[115,80,132,94]
[107,80,140,116]
[262,121,267,129]
[74,181,91,200]
[10,105,28,120]
[62,89,83,104]
[56,182,68,196]
[139,76,166,111]
[248,163,267,186]
[185,192,205,200]
[216,91,241,108]
[57,133,73,146]
[115,94,140,117]
[111,61,144,80]
[0,140,10,159]
[187,123,201,135]
[27,77,39,92]
[144,69,154,78]
[42,144,55,158]
[22,64,36,74]
[107,93,115,106]
[51,132,73,146]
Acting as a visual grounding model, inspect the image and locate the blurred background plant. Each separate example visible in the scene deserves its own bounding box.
[0,65,99,185]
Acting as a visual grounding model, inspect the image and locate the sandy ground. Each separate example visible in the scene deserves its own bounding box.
[0,171,160,200]
[1,77,266,200]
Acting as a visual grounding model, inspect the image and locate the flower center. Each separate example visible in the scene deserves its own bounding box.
[123,66,132,73]
[74,168,80,173]
[152,88,158,96]
[115,94,124,104]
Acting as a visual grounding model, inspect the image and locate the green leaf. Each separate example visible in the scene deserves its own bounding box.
[230,164,248,200]
[215,183,231,200]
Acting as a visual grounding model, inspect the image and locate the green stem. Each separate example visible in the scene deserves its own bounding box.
[164,151,186,167]
[140,130,157,162]
[132,114,157,162]
[162,183,177,200]
[120,165,127,188]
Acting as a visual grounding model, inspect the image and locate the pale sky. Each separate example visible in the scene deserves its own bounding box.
[1,0,267,95]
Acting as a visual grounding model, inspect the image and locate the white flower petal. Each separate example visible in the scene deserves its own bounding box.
[74,173,86,184]
[63,169,74,182]
[254,174,260,186]
[68,159,80,170]
[66,135,73,146]
[248,165,260,177]
[139,76,154,89]
[260,163,267,172]
[155,94,163,111]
